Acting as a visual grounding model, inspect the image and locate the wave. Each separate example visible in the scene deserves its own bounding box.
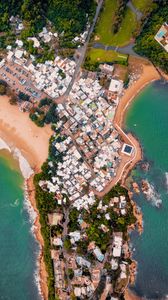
[143,181,162,208]
[165,172,168,192]
[23,182,44,299]
[34,250,44,300]
[13,148,34,179]
[10,198,19,207]
[0,137,11,152]
[0,138,43,298]
[0,137,34,179]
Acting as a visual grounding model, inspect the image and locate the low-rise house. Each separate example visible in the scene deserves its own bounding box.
[113,232,123,257]
[53,237,63,247]
[48,212,63,226]
[109,79,123,95]
[76,256,91,268]
[69,231,81,244]
[93,247,105,262]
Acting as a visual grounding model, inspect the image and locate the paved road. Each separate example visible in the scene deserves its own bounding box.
[127,0,143,21]
[93,42,140,57]
[62,0,104,99]
[92,0,143,57]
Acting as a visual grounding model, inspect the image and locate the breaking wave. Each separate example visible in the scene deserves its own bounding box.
[143,181,162,208]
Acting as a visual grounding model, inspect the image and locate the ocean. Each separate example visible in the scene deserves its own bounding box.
[0,150,41,300]
[125,80,168,299]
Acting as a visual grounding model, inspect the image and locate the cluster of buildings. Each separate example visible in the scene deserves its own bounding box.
[40,76,126,210]
[5,47,76,98]
[155,22,168,52]
[48,191,130,299]
[28,57,76,98]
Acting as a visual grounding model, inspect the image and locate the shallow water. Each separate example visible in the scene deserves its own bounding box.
[125,80,168,299]
[0,152,41,300]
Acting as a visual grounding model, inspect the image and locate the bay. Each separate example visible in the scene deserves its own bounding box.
[125,80,168,299]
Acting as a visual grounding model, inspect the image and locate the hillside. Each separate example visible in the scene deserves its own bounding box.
[0,0,96,46]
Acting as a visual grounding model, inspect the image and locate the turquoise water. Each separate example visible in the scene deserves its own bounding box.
[0,152,41,300]
[125,81,168,299]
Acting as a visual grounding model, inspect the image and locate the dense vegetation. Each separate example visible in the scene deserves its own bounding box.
[34,170,57,300]
[47,0,96,47]
[112,0,129,34]
[68,184,136,254]
[0,80,7,95]
[134,3,168,74]
[29,98,59,127]
[0,0,96,46]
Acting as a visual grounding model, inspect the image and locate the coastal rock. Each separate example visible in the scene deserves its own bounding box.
[132,182,140,193]
[141,179,150,194]
[141,161,150,172]
[141,180,162,208]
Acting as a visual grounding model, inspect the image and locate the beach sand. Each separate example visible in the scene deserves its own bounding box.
[125,289,143,300]
[114,60,161,128]
[113,60,161,192]
[0,96,52,171]
[0,95,52,300]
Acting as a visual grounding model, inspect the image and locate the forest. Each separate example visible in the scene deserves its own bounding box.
[0,0,96,45]
[134,2,168,74]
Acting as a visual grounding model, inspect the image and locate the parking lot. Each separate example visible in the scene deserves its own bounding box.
[0,62,47,102]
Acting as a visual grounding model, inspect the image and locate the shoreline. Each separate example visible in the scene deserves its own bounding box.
[0,61,166,300]
[26,176,48,300]
[0,140,48,299]
[114,61,161,128]
[115,61,161,300]
[0,97,52,300]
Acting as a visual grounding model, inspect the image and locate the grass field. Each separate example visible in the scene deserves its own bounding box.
[132,0,153,12]
[87,48,128,64]
[94,0,138,47]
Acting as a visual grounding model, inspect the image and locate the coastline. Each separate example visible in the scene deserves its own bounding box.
[114,61,161,128]
[26,176,48,300]
[0,96,52,300]
[115,61,161,300]
[0,61,165,300]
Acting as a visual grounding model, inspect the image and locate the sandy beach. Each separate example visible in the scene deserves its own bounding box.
[0,95,52,299]
[0,95,52,171]
[114,61,161,128]
[113,60,161,197]
[125,289,143,300]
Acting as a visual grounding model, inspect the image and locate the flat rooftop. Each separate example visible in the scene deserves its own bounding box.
[121,143,134,156]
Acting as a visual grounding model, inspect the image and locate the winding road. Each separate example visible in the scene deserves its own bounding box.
[92,0,143,57]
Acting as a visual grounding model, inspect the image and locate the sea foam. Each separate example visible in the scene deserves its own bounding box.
[144,181,162,208]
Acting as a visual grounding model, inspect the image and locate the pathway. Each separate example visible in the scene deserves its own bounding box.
[127,1,143,21]
[93,42,140,57]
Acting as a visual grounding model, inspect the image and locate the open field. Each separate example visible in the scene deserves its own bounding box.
[94,0,137,47]
[87,48,128,64]
[132,0,153,12]
[94,0,118,44]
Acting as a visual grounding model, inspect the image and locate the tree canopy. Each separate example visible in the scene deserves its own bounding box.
[134,3,168,74]
[0,0,96,44]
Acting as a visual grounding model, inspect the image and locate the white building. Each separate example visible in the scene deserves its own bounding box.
[109,79,123,94]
